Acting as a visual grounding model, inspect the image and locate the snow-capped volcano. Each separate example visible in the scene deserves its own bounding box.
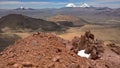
[65,3,90,8]
[79,3,90,8]
[16,6,34,10]
[66,3,76,7]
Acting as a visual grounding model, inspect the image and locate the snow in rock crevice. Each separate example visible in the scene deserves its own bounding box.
[77,50,90,58]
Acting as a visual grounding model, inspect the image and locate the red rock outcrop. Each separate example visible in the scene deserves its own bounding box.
[0,32,92,68]
[0,31,120,68]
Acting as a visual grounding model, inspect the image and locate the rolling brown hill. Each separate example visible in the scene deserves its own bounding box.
[0,14,61,32]
[47,14,89,26]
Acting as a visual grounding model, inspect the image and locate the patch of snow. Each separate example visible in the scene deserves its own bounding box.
[79,3,90,8]
[77,50,90,58]
[66,3,76,7]
[20,6,23,9]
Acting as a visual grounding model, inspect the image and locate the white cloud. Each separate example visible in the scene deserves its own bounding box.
[0,1,66,5]
[0,0,19,1]
[91,0,120,3]
[96,0,120,1]
[0,1,20,4]
[0,1,67,9]
[85,0,120,8]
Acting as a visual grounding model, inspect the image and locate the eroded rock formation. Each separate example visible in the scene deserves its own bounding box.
[0,31,120,68]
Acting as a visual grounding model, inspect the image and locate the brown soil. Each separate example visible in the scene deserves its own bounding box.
[47,14,89,26]
[0,31,120,68]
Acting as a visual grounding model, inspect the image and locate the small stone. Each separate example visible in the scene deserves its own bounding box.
[52,56,60,62]
[36,55,41,60]
[48,63,55,68]
[67,63,79,68]
[22,62,34,67]
[66,45,73,50]
[13,63,19,67]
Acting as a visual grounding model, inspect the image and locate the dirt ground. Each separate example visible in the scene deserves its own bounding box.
[58,24,120,46]
[0,24,120,52]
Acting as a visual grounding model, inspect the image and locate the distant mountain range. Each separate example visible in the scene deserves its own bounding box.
[0,6,120,24]
[15,6,34,10]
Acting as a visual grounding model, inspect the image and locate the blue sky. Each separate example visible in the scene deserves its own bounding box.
[0,0,120,9]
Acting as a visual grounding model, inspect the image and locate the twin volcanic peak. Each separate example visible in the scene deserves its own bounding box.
[0,14,61,32]
[15,6,34,10]
[66,3,90,8]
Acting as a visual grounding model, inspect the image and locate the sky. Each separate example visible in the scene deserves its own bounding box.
[0,0,120,9]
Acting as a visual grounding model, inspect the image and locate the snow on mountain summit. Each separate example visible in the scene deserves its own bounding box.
[66,3,76,7]
[66,3,90,8]
[79,3,90,8]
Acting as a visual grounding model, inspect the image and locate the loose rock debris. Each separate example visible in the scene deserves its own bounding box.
[0,31,120,68]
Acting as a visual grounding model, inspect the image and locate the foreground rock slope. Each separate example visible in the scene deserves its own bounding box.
[0,31,120,68]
